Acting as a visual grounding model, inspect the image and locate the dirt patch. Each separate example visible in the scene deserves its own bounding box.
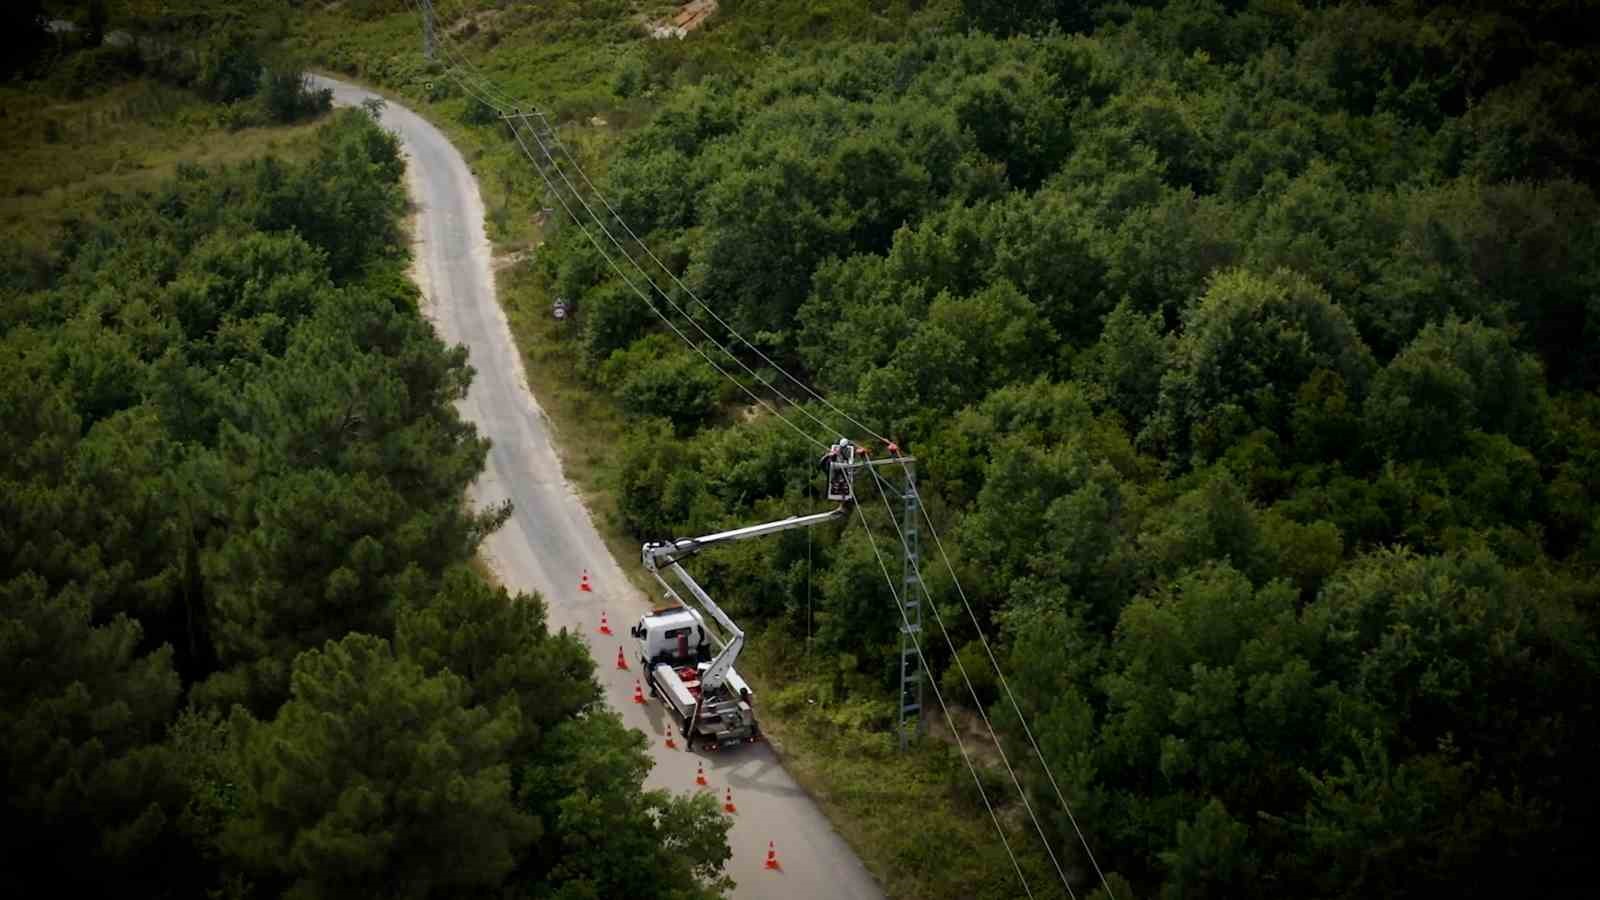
[924,704,1006,768]
[492,248,535,271]
[649,0,718,39]
[446,7,502,38]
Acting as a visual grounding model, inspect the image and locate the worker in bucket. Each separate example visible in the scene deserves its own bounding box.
[820,437,855,502]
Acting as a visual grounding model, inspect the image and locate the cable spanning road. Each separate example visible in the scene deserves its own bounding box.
[310,76,883,900]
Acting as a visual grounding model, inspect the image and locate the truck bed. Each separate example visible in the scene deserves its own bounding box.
[650,661,759,748]
[651,662,699,714]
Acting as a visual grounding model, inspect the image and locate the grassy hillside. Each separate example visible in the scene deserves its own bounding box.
[0,79,327,245]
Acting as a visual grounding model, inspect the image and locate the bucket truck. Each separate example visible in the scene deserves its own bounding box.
[632,438,859,750]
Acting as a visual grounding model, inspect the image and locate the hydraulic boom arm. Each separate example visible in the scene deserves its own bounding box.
[642,506,846,693]
[639,437,863,697]
[641,508,847,570]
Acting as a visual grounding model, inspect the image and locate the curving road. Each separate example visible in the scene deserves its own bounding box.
[310,76,883,900]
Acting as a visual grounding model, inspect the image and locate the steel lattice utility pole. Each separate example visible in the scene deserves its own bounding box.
[838,449,925,750]
[838,448,928,749]
[897,460,924,750]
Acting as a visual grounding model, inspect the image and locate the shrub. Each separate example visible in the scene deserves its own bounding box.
[53,44,144,98]
[262,68,333,124]
[462,93,499,126]
[601,335,723,433]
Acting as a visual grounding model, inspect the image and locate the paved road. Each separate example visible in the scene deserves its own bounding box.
[311,76,884,900]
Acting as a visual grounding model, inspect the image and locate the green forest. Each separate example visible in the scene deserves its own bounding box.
[8,0,1600,898]
[0,15,732,897]
[513,0,1600,897]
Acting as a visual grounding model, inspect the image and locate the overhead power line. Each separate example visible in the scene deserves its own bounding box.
[866,465,1077,898]
[501,90,1056,894]
[400,6,1114,897]
[412,0,836,448]
[419,0,884,447]
[501,112,829,451]
[508,110,851,446]
[534,107,892,447]
[850,499,1035,899]
[419,2,848,448]
[415,0,517,109]
[891,461,1116,899]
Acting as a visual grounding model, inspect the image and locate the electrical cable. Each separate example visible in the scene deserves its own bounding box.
[413,0,507,109]
[536,107,892,446]
[407,8,1111,894]
[503,113,828,450]
[866,465,1076,898]
[508,110,838,447]
[888,458,1117,900]
[850,500,1034,899]
[417,0,518,110]
[417,0,831,448]
[421,0,844,444]
[424,0,884,446]
[513,112,846,443]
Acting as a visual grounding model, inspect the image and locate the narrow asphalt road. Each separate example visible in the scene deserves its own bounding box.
[310,76,884,900]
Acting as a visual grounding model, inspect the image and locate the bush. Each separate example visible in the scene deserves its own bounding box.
[940,640,999,710]
[52,44,144,99]
[197,29,262,103]
[578,281,654,365]
[601,336,723,433]
[216,99,265,132]
[423,77,454,103]
[262,68,333,124]
[949,758,1010,816]
[462,93,499,126]
[612,53,645,99]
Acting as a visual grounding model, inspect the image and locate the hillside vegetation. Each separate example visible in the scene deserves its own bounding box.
[511,1,1596,897]
[29,0,1591,897]
[1,15,732,897]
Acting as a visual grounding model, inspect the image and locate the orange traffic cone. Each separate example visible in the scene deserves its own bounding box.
[695,761,708,787]
[579,570,593,593]
[764,841,781,871]
[598,610,612,635]
[665,732,678,750]
[615,646,628,670]
[723,787,737,814]
[632,679,646,704]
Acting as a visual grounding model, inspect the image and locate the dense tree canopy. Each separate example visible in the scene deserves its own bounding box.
[13,0,1600,897]
[1147,267,1375,466]
[223,633,533,900]
[3,97,730,898]
[530,1,1600,896]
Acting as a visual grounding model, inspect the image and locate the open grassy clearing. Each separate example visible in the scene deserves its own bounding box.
[0,78,329,246]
